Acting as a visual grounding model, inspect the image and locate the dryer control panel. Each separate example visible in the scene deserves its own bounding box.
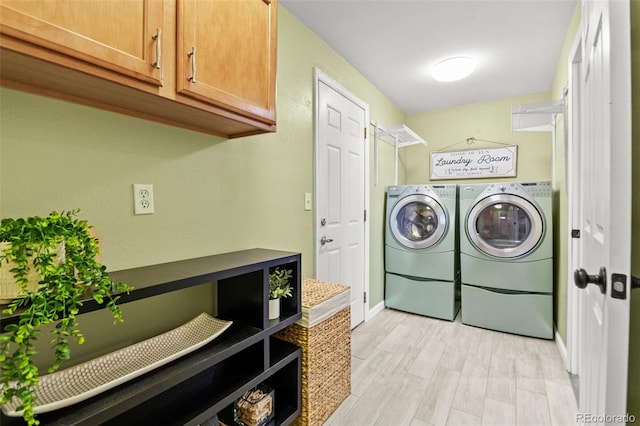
[520,181,552,197]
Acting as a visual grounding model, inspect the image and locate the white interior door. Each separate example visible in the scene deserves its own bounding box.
[315,69,368,329]
[573,0,632,423]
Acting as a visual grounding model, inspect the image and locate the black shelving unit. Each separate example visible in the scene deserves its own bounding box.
[0,248,302,426]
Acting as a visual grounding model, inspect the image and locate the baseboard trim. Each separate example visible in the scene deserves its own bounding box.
[365,301,385,321]
[554,326,569,369]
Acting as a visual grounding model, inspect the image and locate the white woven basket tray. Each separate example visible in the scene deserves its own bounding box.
[1,313,232,416]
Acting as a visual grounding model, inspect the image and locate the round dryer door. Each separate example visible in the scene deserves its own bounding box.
[390,194,447,249]
[467,194,544,258]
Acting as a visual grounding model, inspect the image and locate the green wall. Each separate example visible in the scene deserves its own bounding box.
[0,7,406,367]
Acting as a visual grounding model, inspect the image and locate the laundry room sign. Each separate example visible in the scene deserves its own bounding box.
[430,145,517,180]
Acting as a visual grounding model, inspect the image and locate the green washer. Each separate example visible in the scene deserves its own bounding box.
[384,184,460,321]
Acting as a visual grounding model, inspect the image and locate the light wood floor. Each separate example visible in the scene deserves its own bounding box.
[324,308,579,426]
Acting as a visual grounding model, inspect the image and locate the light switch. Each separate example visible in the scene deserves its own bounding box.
[304,193,312,211]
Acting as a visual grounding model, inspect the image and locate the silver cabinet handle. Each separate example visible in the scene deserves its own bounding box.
[188,46,196,83]
[320,236,334,245]
[151,28,161,69]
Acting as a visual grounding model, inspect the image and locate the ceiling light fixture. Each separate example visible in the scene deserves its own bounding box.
[432,56,476,82]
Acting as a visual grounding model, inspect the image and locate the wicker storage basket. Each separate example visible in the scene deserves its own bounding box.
[274,278,351,426]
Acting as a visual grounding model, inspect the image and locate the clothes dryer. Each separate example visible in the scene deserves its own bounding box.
[385,184,460,320]
[459,181,553,338]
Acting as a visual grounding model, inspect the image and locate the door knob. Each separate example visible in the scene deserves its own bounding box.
[574,266,607,294]
[320,236,334,245]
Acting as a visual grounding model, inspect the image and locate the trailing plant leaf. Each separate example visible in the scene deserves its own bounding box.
[0,210,133,425]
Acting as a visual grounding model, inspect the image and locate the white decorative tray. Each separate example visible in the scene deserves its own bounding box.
[2,313,232,416]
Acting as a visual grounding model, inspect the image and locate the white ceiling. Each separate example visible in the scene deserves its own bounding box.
[280,0,577,114]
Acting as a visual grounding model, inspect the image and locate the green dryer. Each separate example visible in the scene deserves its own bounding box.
[459,181,553,338]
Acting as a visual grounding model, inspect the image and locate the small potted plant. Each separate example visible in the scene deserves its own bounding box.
[0,210,132,425]
[268,267,293,320]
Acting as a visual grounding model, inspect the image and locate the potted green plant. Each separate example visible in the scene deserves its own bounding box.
[0,210,132,425]
[268,267,293,320]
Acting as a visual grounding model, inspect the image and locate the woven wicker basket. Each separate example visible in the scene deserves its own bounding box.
[0,242,65,304]
[274,278,351,426]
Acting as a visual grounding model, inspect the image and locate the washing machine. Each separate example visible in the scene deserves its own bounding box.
[459,181,553,338]
[385,184,460,320]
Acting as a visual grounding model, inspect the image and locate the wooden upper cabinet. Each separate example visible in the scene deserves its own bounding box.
[177,0,277,124]
[0,0,164,86]
[0,0,278,138]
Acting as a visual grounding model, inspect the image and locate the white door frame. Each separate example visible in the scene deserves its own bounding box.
[313,68,371,323]
[566,29,583,376]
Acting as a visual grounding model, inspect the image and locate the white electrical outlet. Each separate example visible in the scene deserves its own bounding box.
[304,192,312,211]
[133,184,154,215]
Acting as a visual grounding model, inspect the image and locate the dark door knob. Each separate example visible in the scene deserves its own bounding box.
[574,267,607,294]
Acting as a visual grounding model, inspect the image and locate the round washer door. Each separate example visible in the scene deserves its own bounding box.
[390,194,447,249]
[467,193,544,258]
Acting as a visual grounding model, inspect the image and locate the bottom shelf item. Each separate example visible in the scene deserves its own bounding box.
[1,313,233,417]
[235,384,275,426]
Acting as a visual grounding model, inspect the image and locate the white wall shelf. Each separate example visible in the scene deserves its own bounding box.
[511,100,564,132]
[373,123,427,185]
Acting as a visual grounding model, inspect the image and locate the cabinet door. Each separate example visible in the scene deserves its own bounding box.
[0,0,163,86]
[177,0,277,124]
